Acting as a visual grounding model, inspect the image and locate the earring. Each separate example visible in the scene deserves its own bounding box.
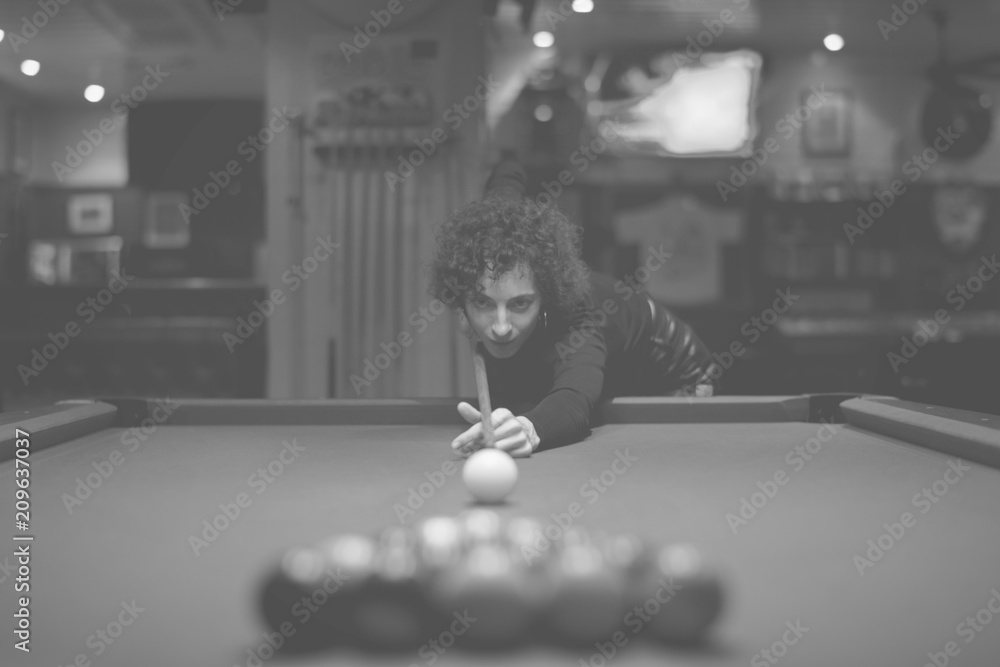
[541,310,548,329]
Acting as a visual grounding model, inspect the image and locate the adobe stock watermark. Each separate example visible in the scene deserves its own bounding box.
[677,288,799,399]
[338,0,419,63]
[750,620,810,667]
[557,247,673,361]
[7,0,73,53]
[549,0,754,213]
[662,0,753,70]
[56,600,145,666]
[717,86,833,201]
[188,439,306,556]
[518,449,638,566]
[853,458,971,576]
[223,235,339,352]
[52,65,170,182]
[350,276,465,395]
[413,612,477,666]
[877,0,930,41]
[579,577,683,666]
[180,107,293,223]
[384,75,501,191]
[237,558,352,667]
[526,119,628,213]
[536,0,589,33]
[560,0,752,86]
[887,254,998,373]
[843,124,962,244]
[16,269,136,386]
[394,457,462,524]
[920,588,1000,667]
[61,398,179,514]
[726,419,838,534]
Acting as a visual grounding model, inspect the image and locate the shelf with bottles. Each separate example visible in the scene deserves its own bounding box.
[765,167,898,204]
[757,198,899,288]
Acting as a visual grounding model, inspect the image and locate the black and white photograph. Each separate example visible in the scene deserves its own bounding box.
[0,1,999,666]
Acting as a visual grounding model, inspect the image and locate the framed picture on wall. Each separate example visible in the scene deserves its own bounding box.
[802,89,852,157]
[143,192,191,249]
[67,193,114,234]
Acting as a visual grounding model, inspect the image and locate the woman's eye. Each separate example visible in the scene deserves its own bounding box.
[511,301,530,312]
[473,298,491,309]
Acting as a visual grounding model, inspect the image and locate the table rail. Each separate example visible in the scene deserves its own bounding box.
[0,401,117,462]
[841,397,1000,470]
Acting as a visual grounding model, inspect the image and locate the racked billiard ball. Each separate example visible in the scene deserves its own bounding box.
[637,543,725,644]
[428,542,533,648]
[258,546,339,652]
[353,542,428,651]
[545,542,627,646]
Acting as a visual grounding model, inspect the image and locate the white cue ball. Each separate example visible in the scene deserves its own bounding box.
[462,448,518,503]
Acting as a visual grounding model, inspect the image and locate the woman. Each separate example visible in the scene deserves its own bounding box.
[429,158,717,457]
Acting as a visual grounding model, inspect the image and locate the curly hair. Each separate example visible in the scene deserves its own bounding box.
[428,192,591,320]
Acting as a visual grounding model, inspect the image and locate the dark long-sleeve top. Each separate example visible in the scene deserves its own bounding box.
[484,272,713,447]
[481,158,715,447]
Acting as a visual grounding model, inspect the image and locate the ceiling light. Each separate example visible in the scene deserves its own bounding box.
[21,60,40,76]
[84,85,105,103]
[533,31,555,48]
[823,33,845,52]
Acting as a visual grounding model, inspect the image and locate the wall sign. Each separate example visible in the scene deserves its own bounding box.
[802,89,852,157]
[67,193,114,235]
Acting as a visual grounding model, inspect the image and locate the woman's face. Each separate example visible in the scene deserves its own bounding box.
[465,265,541,358]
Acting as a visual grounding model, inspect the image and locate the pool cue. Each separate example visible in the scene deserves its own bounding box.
[470,340,495,448]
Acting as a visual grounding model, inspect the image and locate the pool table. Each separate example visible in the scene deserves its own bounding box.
[2,395,999,667]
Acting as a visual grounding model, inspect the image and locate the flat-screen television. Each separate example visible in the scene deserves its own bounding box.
[585,49,762,158]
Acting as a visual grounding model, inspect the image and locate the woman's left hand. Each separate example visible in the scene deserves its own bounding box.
[452,402,540,458]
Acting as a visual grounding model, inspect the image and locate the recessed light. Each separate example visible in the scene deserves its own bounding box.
[572,0,594,12]
[21,60,40,76]
[533,31,555,48]
[823,33,845,52]
[84,85,105,103]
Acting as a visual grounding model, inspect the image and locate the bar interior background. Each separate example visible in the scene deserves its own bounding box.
[0,0,997,416]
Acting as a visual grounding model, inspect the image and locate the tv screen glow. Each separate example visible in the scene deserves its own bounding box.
[585,49,762,158]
